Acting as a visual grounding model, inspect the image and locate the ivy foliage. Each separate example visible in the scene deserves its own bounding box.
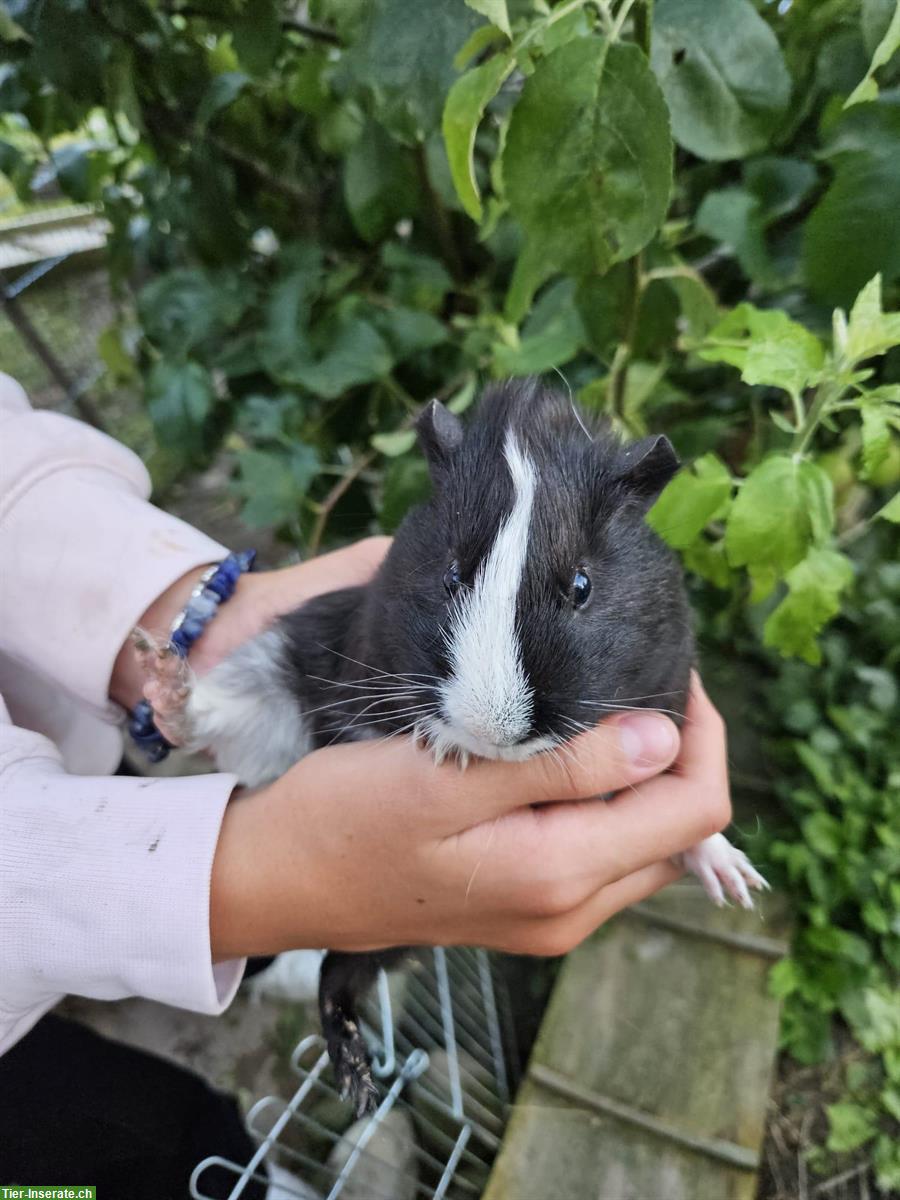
[743,552,900,1190]
[1,0,900,1183]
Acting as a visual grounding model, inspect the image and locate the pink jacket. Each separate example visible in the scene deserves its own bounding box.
[0,372,245,1055]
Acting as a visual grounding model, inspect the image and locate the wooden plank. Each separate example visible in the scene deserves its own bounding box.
[483,883,791,1200]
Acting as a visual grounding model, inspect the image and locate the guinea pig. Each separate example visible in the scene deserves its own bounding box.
[139,377,766,1116]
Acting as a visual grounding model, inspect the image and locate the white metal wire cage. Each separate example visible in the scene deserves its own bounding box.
[190,948,514,1200]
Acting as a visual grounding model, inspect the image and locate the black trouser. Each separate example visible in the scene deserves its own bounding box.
[0,1012,268,1199]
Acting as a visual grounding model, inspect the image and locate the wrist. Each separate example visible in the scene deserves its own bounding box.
[209,772,327,959]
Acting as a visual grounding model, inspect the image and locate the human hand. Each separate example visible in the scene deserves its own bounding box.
[209,675,730,959]
[111,537,391,709]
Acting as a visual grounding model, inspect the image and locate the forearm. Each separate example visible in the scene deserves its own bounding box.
[0,705,243,1053]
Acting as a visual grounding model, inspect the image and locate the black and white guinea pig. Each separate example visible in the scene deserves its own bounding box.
[191,377,695,776]
[171,377,766,1115]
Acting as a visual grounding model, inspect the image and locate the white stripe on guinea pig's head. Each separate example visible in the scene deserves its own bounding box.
[429,430,553,763]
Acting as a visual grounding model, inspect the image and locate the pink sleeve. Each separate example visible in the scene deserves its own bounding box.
[0,375,246,1052]
[0,371,228,718]
[0,698,245,1054]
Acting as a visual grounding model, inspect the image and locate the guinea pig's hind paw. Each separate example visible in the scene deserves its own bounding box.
[335,1052,380,1119]
[677,832,769,911]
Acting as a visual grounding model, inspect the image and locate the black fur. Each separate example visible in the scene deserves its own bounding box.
[274,378,694,1113]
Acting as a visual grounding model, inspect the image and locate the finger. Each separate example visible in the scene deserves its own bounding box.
[494,861,682,956]
[571,859,683,931]
[440,711,680,825]
[511,684,730,880]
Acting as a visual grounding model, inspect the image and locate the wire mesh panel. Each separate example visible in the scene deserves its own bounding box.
[191,948,513,1200]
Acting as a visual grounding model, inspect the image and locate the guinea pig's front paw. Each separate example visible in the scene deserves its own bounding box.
[675,832,769,910]
[131,628,192,745]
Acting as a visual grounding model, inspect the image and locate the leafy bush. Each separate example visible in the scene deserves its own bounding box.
[2,0,899,1184]
[742,551,900,1188]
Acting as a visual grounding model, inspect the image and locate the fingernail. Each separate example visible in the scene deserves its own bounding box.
[617,713,678,766]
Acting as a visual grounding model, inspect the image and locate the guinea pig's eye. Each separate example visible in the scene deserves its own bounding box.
[443,561,462,597]
[570,568,592,609]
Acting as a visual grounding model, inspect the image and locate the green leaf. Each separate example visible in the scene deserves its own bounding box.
[379,454,431,532]
[98,324,136,384]
[668,271,720,340]
[287,49,331,114]
[443,52,513,221]
[235,447,320,528]
[801,811,844,860]
[382,243,453,312]
[768,957,800,1000]
[455,23,508,70]
[695,188,776,287]
[464,0,511,39]
[681,536,731,588]
[232,0,281,76]
[503,38,672,280]
[699,304,825,401]
[343,121,420,242]
[846,0,900,107]
[726,455,834,575]
[744,156,818,223]
[139,269,247,358]
[651,0,791,160]
[447,378,477,414]
[371,306,447,360]
[861,403,893,480]
[283,313,393,398]
[146,360,215,457]
[845,273,900,363]
[826,1102,878,1153]
[347,0,482,141]
[371,429,417,457]
[647,453,733,549]
[493,278,586,375]
[803,98,900,306]
[196,72,249,128]
[764,547,855,664]
[0,6,30,42]
[876,491,900,522]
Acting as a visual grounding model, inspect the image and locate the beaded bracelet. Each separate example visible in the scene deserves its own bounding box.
[128,549,257,762]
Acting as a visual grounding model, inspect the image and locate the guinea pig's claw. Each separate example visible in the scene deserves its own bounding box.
[678,833,769,912]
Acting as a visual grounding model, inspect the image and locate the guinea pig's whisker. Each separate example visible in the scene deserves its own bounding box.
[314,644,442,684]
[300,690,425,720]
[320,704,437,745]
[306,674,432,695]
[332,698,434,728]
[575,700,689,723]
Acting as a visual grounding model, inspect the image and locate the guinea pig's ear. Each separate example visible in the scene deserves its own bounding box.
[617,434,680,502]
[416,399,463,473]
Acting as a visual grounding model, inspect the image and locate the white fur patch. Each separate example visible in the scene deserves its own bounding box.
[436,430,539,759]
[185,629,310,787]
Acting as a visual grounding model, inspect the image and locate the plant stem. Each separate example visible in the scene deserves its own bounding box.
[791,377,844,459]
[610,0,639,43]
[632,0,653,53]
[609,252,644,424]
[415,145,464,283]
[307,449,377,557]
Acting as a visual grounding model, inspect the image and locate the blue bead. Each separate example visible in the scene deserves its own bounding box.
[205,574,231,599]
[236,549,257,572]
[185,592,218,622]
[179,616,205,641]
[143,738,171,764]
[170,628,190,654]
[217,557,241,585]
